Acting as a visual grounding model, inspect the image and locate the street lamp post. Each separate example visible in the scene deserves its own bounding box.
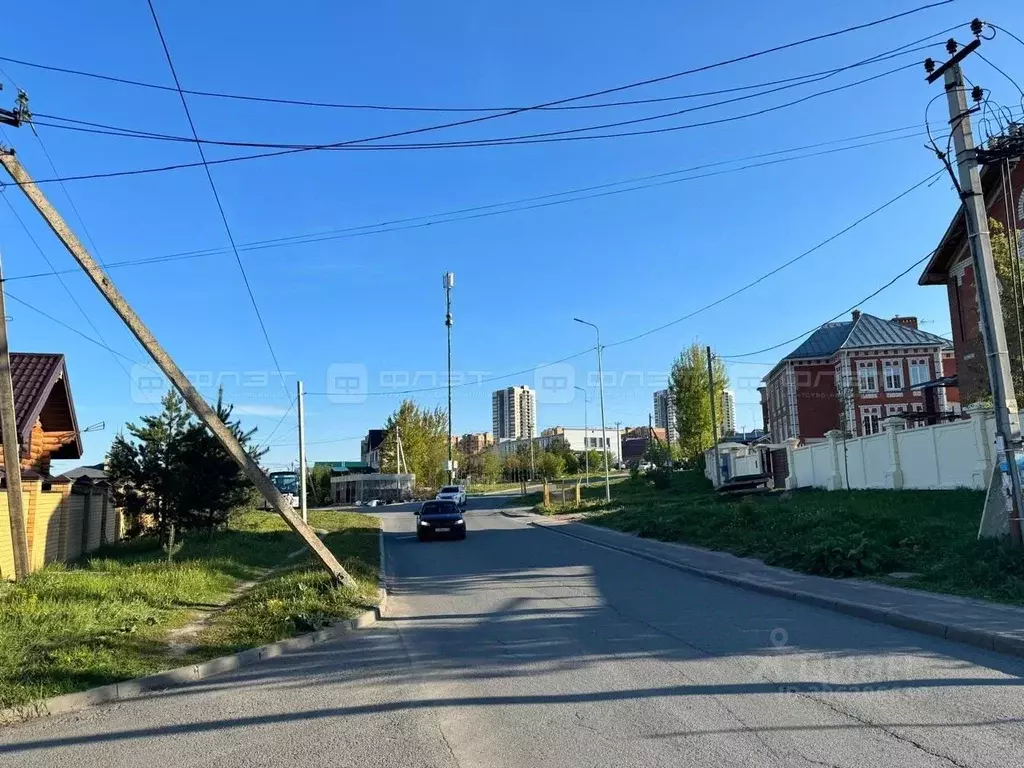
[574,385,590,486]
[574,318,611,502]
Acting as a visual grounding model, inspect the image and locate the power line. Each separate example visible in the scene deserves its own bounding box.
[975,51,1024,100]
[0,194,139,378]
[29,58,928,154]
[604,168,944,349]
[1,4,957,185]
[27,39,946,153]
[267,434,362,448]
[256,398,298,450]
[720,251,937,360]
[2,123,936,284]
[5,89,929,189]
[988,23,1024,50]
[145,0,288,401]
[304,348,592,398]
[0,19,964,113]
[2,290,141,363]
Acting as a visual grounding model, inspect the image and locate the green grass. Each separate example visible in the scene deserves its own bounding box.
[201,510,380,650]
[0,509,379,711]
[539,471,1024,606]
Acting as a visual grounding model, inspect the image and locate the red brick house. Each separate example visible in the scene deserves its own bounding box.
[764,312,957,441]
[0,353,83,475]
[918,159,1024,403]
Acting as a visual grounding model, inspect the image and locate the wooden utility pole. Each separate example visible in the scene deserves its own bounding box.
[707,346,721,487]
[0,151,356,587]
[296,380,308,524]
[0,253,30,580]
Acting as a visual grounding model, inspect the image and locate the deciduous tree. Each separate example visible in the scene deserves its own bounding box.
[670,342,730,462]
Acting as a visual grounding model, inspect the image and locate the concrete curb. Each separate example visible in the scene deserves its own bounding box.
[498,508,542,520]
[531,520,1024,661]
[0,531,391,727]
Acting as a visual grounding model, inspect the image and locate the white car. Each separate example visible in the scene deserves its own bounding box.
[435,485,466,507]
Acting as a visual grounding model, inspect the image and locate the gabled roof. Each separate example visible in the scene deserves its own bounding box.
[919,160,1021,285]
[61,463,106,481]
[840,313,953,350]
[779,314,951,367]
[3,353,82,457]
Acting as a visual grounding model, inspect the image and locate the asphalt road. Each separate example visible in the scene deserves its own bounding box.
[3,495,1024,766]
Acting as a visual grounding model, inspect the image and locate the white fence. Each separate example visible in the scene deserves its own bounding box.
[786,403,996,491]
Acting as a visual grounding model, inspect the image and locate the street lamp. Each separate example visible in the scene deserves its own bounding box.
[574,317,611,502]
[574,385,590,486]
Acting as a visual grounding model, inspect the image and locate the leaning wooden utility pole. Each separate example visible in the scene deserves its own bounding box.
[0,150,356,587]
[0,252,31,580]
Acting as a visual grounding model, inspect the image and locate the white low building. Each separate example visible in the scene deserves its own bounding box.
[491,426,620,465]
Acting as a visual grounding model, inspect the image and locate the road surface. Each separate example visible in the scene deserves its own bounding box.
[2,495,1023,766]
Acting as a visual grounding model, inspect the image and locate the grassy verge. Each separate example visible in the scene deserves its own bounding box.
[538,471,1024,606]
[0,509,379,711]
[199,510,379,650]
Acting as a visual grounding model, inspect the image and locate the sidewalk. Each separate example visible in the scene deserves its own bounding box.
[520,513,1024,659]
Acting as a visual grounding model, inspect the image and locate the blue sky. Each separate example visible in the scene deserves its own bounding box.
[2,0,1022,472]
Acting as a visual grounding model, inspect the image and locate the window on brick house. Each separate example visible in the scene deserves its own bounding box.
[885,404,907,429]
[857,361,877,393]
[909,358,930,386]
[911,402,926,429]
[861,406,881,435]
[883,360,904,391]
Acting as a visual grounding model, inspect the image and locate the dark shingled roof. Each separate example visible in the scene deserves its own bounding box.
[1,353,82,457]
[783,314,952,362]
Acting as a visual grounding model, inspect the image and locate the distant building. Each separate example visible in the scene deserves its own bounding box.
[653,390,678,442]
[721,389,737,436]
[458,432,493,454]
[622,426,665,442]
[360,429,385,471]
[492,385,537,440]
[494,426,618,464]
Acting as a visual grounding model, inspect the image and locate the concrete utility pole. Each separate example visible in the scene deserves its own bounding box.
[0,151,357,587]
[296,380,308,524]
[707,346,721,487]
[575,318,611,502]
[664,381,673,471]
[0,252,30,580]
[529,431,536,481]
[574,385,589,485]
[614,421,621,470]
[928,37,1024,544]
[443,272,455,485]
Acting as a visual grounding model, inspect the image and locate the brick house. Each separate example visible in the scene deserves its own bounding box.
[764,312,957,441]
[0,353,82,475]
[918,159,1024,403]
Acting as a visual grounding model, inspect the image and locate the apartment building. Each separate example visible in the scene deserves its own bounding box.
[653,389,678,442]
[721,389,737,436]
[492,385,537,440]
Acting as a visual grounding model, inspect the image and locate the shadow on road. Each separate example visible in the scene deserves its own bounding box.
[5,513,1024,755]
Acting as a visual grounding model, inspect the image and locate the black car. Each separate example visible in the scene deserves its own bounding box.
[417,500,466,541]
